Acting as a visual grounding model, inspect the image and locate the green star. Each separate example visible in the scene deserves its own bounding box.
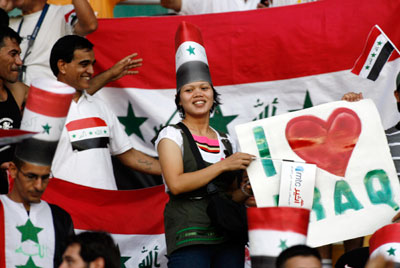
[289,90,314,112]
[42,123,51,134]
[371,53,376,57]
[16,257,41,268]
[186,45,195,55]
[278,239,288,250]
[387,247,396,256]
[365,65,370,70]
[209,106,238,134]
[377,41,382,45]
[120,256,131,268]
[16,219,43,243]
[118,102,147,141]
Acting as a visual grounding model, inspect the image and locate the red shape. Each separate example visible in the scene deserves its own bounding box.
[285,108,361,177]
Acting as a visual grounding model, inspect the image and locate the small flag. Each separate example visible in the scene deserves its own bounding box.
[247,207,310,267]
[370,223,400,263]
[15,78,75,166]
[175,21,212,91]
[351,25,397,81]
[0,129,37,147]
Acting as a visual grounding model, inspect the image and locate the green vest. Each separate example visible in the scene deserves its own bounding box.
[164,125,237,255]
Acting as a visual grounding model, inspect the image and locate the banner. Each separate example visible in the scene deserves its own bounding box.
[87,0,400,157]
[42,179,169,268]
[236,99,400,247]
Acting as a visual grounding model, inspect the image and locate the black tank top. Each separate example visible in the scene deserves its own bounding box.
[0,87,22,163]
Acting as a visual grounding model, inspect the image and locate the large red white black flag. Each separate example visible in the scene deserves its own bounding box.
[88,0,400,157]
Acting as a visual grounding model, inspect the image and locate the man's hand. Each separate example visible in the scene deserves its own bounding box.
[108,52,143,82]
[365,255,394,268]
[0,0,14,12]
[342,92,364,102]
[86,53,143,95]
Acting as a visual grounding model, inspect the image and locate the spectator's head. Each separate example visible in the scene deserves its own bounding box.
[59,231,120,268]
[276,245,322,268]
[50,35,95,91]
[174,81,220,118]
[12,0,46,13]
[0,26,22,83]
[8,156,51,211]
[394,71,400,112]
[0,8,9,26]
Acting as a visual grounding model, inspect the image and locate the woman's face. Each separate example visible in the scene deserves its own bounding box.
[179,81,214,117]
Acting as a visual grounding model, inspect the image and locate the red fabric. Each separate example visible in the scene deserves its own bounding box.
[369,223,400,254]
[88,0,400,89]
[25,86,73,117]
[42,179,168,234]
[66,117,107,131]
[247,207,310,235]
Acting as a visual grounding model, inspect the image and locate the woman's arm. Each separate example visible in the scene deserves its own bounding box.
[157,138,254,195]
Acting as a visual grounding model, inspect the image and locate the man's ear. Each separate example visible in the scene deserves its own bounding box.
[8,162,17,179]
[57,59,68,75]
[89,257,105,268]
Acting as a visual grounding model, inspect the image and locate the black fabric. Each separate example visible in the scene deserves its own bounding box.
[0,169,9,194]
[335,247,369,268]
[15,139,59,166]
[49,203,74,268]
[0,87,22,164]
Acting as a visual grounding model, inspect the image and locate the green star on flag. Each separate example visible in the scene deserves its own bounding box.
[371,53,376,57]
[42,123,51,134]
[118,102,147,141]
[16,257,40,268]
[366,65,370,70]
[378,41,382,45]
[120,256,131,268]
[387,247,396,256]
[16,219,43,243]
[187,45,195,55]
[210,106,238,134]
[279,239,288,250]
[289,90,314,112]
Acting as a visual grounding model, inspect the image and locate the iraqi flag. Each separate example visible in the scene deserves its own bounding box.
[351,25,398,81]
[42,179,169,268]
[247,207,310,267]
[370,223,400,265]
[87,0,400,158]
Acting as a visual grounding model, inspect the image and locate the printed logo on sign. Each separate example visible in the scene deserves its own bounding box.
[293,166,304,206]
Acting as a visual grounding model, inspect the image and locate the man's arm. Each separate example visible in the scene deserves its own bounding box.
[160,0,182,12]
[116,148,162,176]
[71,0,97,36]
[86,52,142,95]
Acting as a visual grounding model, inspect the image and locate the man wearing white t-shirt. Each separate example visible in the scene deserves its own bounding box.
[8,0,97,86]
[50,35,161,190]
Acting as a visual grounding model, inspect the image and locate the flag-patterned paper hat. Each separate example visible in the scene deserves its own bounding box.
[15,78,75,166]
[175,21,212,91]
[370,223,400,265]
[247,207,310,268]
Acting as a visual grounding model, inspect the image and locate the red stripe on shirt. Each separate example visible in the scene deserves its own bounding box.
[66,117,107,131]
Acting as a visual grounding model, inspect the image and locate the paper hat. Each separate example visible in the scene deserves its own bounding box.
[335,247,369,268]
[175,21,211,91]
[247,207,310,268]
[15,78,74,166]
[370,223,400,265]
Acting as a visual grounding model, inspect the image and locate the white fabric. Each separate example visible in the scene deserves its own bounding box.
[179,0,259,15]
[154,125,237,190]
[271,0,317,7]
[52,92,132,190]
[1,195,55,268]
[9,5,76,86]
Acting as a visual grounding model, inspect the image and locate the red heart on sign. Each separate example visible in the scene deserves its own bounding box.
[285,108,361,177]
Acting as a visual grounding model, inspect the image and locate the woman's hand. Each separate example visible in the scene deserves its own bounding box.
[220,152,255,172]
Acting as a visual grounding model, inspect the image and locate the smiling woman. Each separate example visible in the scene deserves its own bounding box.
[154,21,255,268]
